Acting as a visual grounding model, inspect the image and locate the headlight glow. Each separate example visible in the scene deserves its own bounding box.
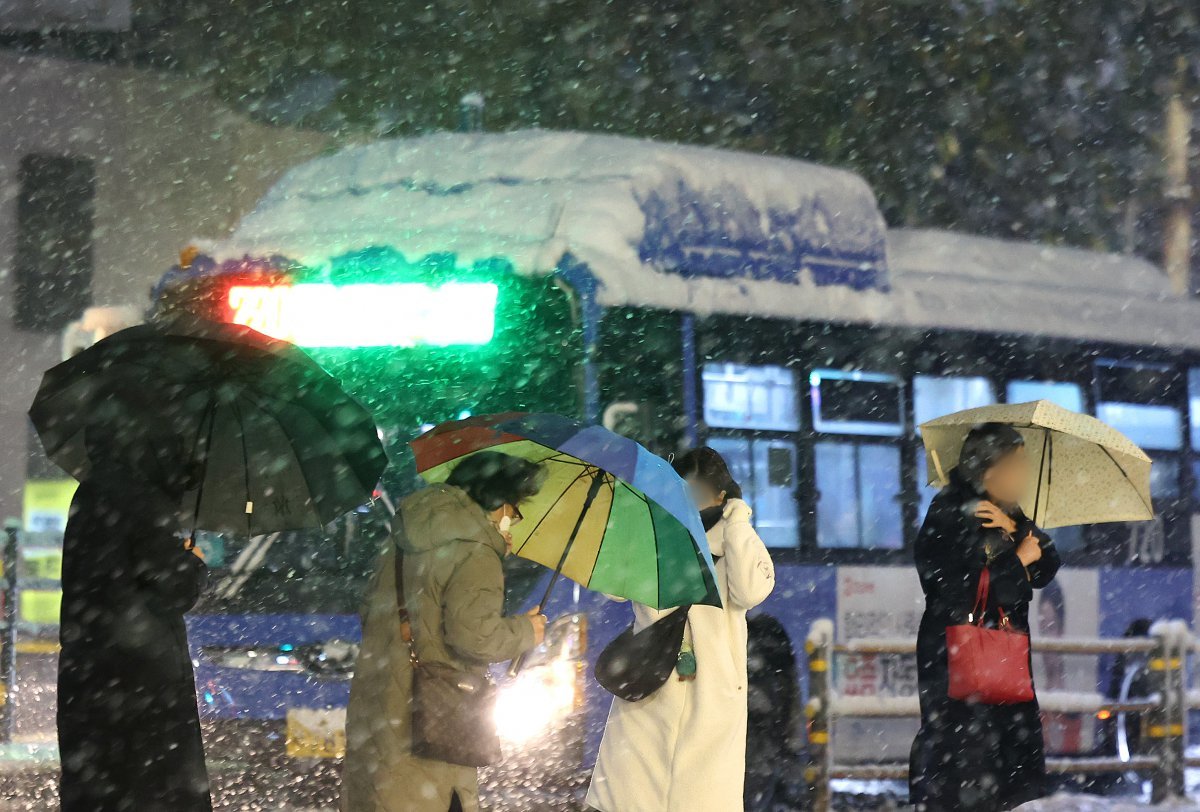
[494,660,577,745]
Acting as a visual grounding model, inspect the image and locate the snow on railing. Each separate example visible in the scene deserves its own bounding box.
[827,691,1159,718]
[1153,619,1193,651]
[806,618,834,648]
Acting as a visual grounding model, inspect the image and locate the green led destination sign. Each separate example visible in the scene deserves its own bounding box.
[225,282,498,348]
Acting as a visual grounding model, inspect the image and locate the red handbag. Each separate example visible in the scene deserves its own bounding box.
[946,567,1035,705]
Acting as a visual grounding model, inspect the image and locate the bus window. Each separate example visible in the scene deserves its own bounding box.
[709,436,799,548]
[815,441,902,549]
[702,363,799,431]
[1095,402,1182,452]
[913,374,997,521]
[916,453,935,522]
[702,363,802,547]
[913,374,995,427]
[1096,359,1183,515]
[1007,380,1084,412]
[1188,368,1200,450]
[811,369,905,549]
[1150,459,1181,499]
[1190,369,1200,504]
[999,380,1086,552]
[809,369,903,437]
[194,506,392,616]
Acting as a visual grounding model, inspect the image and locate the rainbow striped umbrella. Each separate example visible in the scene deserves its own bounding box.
[411,413,721,611]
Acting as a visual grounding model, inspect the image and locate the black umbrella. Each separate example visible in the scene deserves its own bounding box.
[29,313,388,534]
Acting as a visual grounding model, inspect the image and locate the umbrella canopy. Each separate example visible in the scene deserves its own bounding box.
[411,412,721,610]
[919,399,1153,529]
[30,313,388,534]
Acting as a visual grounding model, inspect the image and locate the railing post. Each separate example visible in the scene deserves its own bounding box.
[1149,623,1186,802]
[805,622,833,812]
[1167,623,1187,799]
[0,519,19,744]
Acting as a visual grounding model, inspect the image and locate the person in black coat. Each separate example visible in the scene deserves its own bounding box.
[909,423,1062,812]
[57,426,212,811]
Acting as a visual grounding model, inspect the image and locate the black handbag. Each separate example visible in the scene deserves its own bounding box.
[393,516,502,767]
[594,606,690,702]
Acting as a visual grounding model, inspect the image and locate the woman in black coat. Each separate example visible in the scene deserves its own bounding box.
[57,429,212,811]
[909,423,1061,812]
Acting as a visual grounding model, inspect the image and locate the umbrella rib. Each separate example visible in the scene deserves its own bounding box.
[238,389,326,520]
[238,383,360,486]
[578,475,617,588]
[512,465,595,558]
[1098,444,1155,519]
[1045,432,1054,522]
[653,487,663,608]
[232,400,254,535]
[1033,428,1049,525]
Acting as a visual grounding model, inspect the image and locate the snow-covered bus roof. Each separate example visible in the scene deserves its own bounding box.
[886,228,1199,350]
[201,128,889,292]
[199,129,1200,351]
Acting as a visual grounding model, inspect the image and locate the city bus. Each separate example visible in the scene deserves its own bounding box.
[138,129,1200,806]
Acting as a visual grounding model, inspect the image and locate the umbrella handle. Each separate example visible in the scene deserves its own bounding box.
[508,469,605,677]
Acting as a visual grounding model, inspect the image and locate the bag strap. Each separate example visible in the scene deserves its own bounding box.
[392,512,418,666]
[971,567,989,624]
[971,567,1012,627]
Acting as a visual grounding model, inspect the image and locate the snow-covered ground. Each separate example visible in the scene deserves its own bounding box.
[832,778,1200,811]
[1019,794,1199,811]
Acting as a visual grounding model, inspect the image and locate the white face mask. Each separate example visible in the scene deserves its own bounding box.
[497,514,513,534]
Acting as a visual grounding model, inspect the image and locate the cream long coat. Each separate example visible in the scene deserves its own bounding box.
[586,498,776,812]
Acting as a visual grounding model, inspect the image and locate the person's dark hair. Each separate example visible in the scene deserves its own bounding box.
[671,446,742,501]
[1123,618,1152,638]
[952,422,1025,494]
[447,451,545,511]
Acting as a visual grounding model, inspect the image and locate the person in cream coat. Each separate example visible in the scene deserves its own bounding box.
[587,447,776,812]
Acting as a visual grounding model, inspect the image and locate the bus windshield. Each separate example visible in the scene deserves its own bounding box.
[193,506,391,616]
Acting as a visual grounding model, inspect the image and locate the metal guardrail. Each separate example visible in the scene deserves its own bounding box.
[825,756,1161,781]
[805,622,1191,810]
[834,637,1159,655]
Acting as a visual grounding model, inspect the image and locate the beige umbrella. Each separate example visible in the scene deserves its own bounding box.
[919,399,1153,529]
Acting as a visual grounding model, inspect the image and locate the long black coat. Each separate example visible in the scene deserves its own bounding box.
[57,471,211,811]
[909,476,1061,812]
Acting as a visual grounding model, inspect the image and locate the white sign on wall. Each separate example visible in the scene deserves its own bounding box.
[834,566,925,764]
[1030,567,1100,753]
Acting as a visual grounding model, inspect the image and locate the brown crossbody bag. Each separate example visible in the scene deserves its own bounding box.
[392,512,502,767]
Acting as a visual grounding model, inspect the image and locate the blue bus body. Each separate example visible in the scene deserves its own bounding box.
[145,130,1200,798]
